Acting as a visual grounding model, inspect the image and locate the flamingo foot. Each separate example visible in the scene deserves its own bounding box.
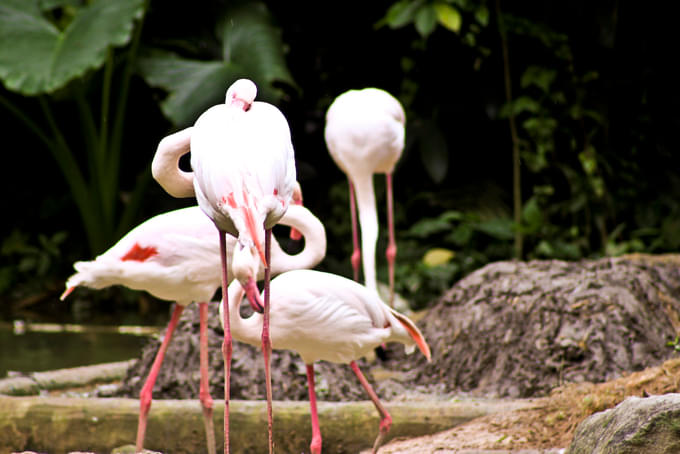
[371,416,393,453]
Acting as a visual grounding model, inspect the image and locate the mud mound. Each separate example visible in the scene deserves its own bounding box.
[119,255,680,402]
[407,255,680,398]
[117,302,375,401]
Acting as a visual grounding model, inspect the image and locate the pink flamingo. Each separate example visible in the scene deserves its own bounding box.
[221,269,431,453]
[61,204,325,454]
[324,88,406,307]
[151,78,297,454]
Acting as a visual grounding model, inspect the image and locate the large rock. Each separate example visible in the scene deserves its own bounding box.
[401,255,680,398]
[567,393,680,453]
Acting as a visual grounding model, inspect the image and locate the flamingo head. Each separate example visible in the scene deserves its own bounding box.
[225,79,257,111]
[232,238,265,313]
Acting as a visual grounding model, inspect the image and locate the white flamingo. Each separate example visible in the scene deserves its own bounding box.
[324,88,405,307]
[151,78,296,453]
[61,204,325,454]
[221,269,431,453]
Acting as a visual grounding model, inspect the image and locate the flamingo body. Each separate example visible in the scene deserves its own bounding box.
[226,270,426,364]
[191,100,296,237]
[325,88,405,177]
[64,205,325,301]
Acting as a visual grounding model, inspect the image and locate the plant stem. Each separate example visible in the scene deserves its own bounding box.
[99,48,115,240]
[111,1,148,240]
[496,0,523,260]
[38,96,102,253]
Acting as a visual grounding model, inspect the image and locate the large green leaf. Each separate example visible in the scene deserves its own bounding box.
[137,50,243,127]
[0,0,144,95]
[137,1,296,127]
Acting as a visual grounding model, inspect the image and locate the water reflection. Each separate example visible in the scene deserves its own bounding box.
[0,323,155,378]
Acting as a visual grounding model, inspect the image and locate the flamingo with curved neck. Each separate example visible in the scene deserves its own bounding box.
[61,203,326,453]
[221,269,431,454]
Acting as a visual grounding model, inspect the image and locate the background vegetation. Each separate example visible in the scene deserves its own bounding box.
[1,0,678,322]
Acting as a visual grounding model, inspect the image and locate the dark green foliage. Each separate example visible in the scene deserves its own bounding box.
[1,0,678,315]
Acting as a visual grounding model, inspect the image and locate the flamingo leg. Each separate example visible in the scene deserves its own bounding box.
[349,361,392,453]
[263,227,274,454]
[219,230,233,454]
[135,303,184,453]
[349,179,361,282]
[385,173,397,308]
[305,364,322,454]
[198,302,217,454]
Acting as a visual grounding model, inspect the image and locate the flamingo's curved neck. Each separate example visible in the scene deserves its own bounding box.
[271,205,327,275]
[351,172,378,291]
[225,281,262,347]
[151,127,196,198]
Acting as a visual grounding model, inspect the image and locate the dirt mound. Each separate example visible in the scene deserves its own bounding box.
[117,302,379,402]
[406,255,680,398]
[118,254,680,404]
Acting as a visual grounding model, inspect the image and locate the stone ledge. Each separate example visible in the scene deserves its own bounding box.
[0,395,531,453]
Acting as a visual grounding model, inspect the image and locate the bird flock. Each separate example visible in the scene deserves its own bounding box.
[62,79,431,454]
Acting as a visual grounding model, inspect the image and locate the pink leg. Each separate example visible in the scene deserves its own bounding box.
[305,364,322,454]
[349,180,361,282]
[198,302,216,454]
[385,173,397,308]
[219,231,232,454]
[135,304,184,452]
[263,227,274,454]
[350,361,392,453]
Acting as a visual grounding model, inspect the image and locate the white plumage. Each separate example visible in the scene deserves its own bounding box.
[62,203,325,454]
[221,269,430,454]
[324,87,405,306]
[151,78,298,453]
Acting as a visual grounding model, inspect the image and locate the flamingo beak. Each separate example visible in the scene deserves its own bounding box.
[243,278,264,313]
[60,287,74,301]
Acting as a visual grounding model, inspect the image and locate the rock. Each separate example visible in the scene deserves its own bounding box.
[400,256,680,398]
[566,393,680,453]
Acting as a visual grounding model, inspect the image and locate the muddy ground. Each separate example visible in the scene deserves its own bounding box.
[116,253,680,450]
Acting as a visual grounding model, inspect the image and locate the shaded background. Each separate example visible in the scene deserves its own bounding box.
[1,0,679,325]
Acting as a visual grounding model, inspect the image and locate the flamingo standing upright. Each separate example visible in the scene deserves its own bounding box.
[151,78,296,453]
[61,204,325,454]
[324,88,406,307]
[220,269,431,454]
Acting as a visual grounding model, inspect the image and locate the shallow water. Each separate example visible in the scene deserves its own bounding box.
[0,323,151,378]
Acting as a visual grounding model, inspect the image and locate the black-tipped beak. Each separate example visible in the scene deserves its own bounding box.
[243,278,264,313]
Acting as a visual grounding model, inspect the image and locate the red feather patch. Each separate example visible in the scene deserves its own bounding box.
[121,243,158,262]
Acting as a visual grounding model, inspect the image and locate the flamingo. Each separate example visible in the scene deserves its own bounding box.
[324,88,405,307]
[60,204,325,454]
[151,78,296,453]
[220,269,431,453]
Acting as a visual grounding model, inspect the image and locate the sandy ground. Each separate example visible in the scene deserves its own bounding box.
[361,356,680,453]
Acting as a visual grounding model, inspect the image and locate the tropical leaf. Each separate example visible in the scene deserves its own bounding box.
[137,50,242,127]
[137,1,296,127]
[0,0,144,95]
